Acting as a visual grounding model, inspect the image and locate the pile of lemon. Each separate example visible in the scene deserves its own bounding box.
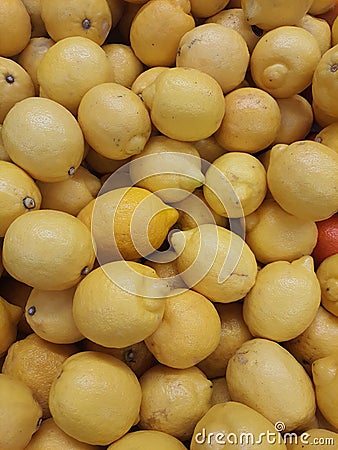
[1,0,338,449]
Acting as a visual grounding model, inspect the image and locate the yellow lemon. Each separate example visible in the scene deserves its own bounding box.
[0,160,42,237]
[107,430,186,450]
[241,0,313,30]
[297,14,331,55]
[73,261,168,348]
[315,122,338,153]
[78,186,178,262]
[49,351,142,445]
[189,0,230,18]
[245,199,318,264]
[287,428,338,450]
[250,26,321,98]
[197,302,253,378]
[131,66,169,97]
[317,254,338,317]
[267,141,338,221]
[25,287,83,344]
[191,402,287,450]
[2,333,77,418]
[0,373,42,450]
[129,135,204,203]
[40,0,112,44]
[243,256,321,341]
[2,97,84,182]
[103,43,144,88]
[203,152,267,217]
[0,296,22,357]
[130,0,195,67]
[78,82,151,160]
[0,0,31,57]
[176,23,249,94]
[210,377,231,406]
[226,338,316,431]
[37,36,111,115]
[215,87,281,153]
[170,224,257,303]
[0,57,35,123]
[0,125,10,162]
[2,210,95,290]
[142,67,225,141]
[24,418,101,450]
[139,365,212,440]
[145,289,221,368]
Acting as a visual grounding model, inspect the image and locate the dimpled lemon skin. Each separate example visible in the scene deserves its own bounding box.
[2,210,95,291]
[107,430,187,450]
[78,83,151,160]
[142,67,225,142]
[49,351,142,446]
[267,141,338,222]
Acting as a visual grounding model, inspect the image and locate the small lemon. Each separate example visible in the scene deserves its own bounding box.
[0,161,42,237]
[49,351,142,445]
[215,87,281,153]
[210,377,231,406]
[73,261,168,348]
[315,122,338,154]
[176,23,249,94]
[170,224,257,303]
[107,430,187,450]
[267,141,338,221]
[37,36,111,114]
[245,199,318,264]
[297,14,331,55]
[250,26,321,98]
[142,67,225,141]
[139,365,212,440]
[0,373,42,450]
[317,254,338,317]
[226,338,316,431]
[2,210,95,290]
[243,256,321,342]
[312,100,338,128]
[131,66,169,98]
[2,97,84,182]
[145,289,221,369]
[0,0,31,57]
[25,287,83,344]
[203,152,267,217]
[103,43,143,88]
[78,82,151,160]
[189,0,230,18]
[0,296,22,357]
[129,135,204,203]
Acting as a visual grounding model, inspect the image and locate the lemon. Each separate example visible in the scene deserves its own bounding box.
[0,126,10,162]
[285,306,338,375]
[226,338,316,431]
[0,161,42,237]
[197,302,253,378]
[0,296,22,357]
[21,0,47,37]
[131,66,169,98]
[297,14,331,55]
[142,67,225,141]
[107,430,187,450]
[245,199,318,264]
[85,148,130,175]
[41,0,112,44]
[78,186,178,262]
[315,122,338,154]
[210,377,231,406]
[310,0,336,15]
[313,354,338,429]
[0,373,42,450]
[0,57,35,124]
[189,0,230,18]
[267,141,338,221]
[176,23,249,94]
[170,224,257,303]
[103,43,143,88]
[243,256,321,342]
[215,87,281,153]
[139,365,212,440]
[25,287,83,344]
[250,26,321,98]
[49,351,142,445]
[78,82,151,160]
[130,0,195,67]
[287,428,338,450]
[193,135,226,163]
[145,289,221,368]
[2,210,95,290]
[24,418,101,450]
[37,36,111,115]
[191,401,287,450]
[0,0,31,57]
[317,254,338,317]
[2,97,84,182]
[129,135,204,203]
[203,152,267,217]
[241,0,313,30]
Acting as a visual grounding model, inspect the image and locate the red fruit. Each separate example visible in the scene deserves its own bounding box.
[312,214,338,267]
